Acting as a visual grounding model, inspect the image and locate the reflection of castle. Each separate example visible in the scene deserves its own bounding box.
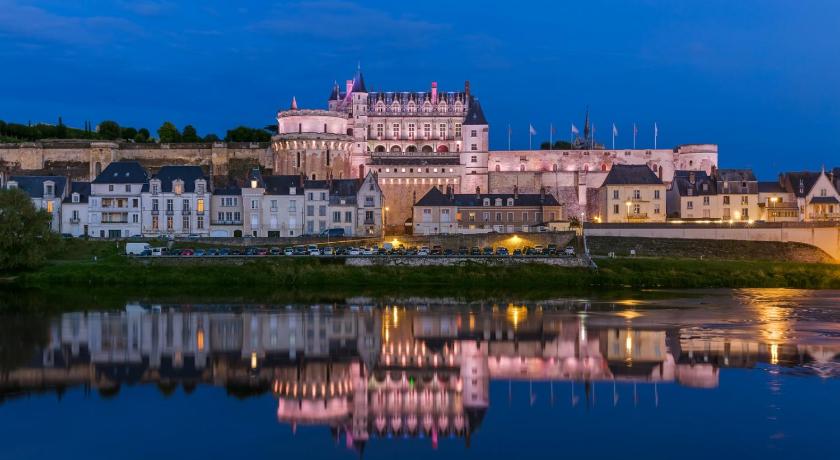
[3,304,840,452]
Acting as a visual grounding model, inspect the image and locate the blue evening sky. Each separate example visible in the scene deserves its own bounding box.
[1,0,838,178]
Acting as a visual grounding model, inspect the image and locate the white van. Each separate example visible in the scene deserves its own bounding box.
[151,247,169,257]
[125,242,150,256]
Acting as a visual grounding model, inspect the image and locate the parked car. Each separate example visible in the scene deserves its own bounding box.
[362,247,375,256]
[564,246,576,256]
[495,247,509,256]
[469,247,480,256]
[283,247,294,256]
[347,247,361,256]
[458,247,468,255]
[256,248,269,256]
[482,247,494,256]
[151,247,169,257]
[322,246,335,256]
[180,248,195,256]
[194,249,206,257]
[269,247,282,255]
[125,242,150,256]
[513,248,522,256]
[293,245,307,255]
[206,248,219,256]
[229,249,241,256]
[444,248,454,256]
[218,248,230,256]
[418,246,430,256]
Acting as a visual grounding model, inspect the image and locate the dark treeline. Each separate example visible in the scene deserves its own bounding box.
[0,118,275,144]
[540,140,573,150]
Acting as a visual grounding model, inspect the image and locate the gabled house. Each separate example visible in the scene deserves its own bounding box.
[141,165,210,237]
[5,175,67,232]
[757,180,798,222]
[597,164,666,223]
[713,169,759,221]
[61,181,91,236]
[780,169,840,221]
[667,170,717,219]
[89,161,148,238]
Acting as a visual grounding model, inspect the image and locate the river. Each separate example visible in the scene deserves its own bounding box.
[2,289,840,459]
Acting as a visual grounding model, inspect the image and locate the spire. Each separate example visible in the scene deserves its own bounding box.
[352,64,367,93]
[290,96,298,110]
[329,81,339,101]
[463,96,488,126]
[583,107,590,139]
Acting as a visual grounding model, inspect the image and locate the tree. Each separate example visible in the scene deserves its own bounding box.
[0,188,55,272]
[137,128,151,142]
[121,127,137,140]
[540,140,573,150]
[98,120,121,140]
[157,121,181,143]
[182,124,199,142]
[203,133,220,142]
[224,126,271,142]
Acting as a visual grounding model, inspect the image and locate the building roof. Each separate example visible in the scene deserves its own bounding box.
[304,178,364,197]
[415,186,561,207]
[146,165,207,193]
[351,67,367,93]
[63,181,91,203]
[92,161,148,184]
[602,164,663,186]
[263,175,303,195]
[758,181,785,193]
[213,185,242,196]
[810,196,839,204]
[673,170,716,196]
[462,97,488,126]
[782,171,822,198]
[715,168,756,182]
[8,175,66,198]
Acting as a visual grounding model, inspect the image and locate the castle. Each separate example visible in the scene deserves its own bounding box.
[270,66,718,226]
[0,67,718,226]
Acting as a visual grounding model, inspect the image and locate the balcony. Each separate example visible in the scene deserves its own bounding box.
[181,209,192,215]
[627,213,649,220]
[165,210,174,215]
[69,217,80,224]
[213,220,242,225]
[364,218,376,225]
[151,209,159,215]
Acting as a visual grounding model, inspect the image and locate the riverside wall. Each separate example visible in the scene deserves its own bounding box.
[585,223,840,260]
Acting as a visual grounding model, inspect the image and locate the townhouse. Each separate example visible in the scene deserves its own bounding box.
[141,166,211,237]
[209,183,244,237]
[714,169,760,221]
[61,182,91,236]
[5,175,67,232]
[667,170,717,219]
[597,164,666,223]
[88,161,147,238]
[780,169,840,221]
[412,185,562,235]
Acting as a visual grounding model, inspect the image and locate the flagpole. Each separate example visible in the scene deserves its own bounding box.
[654,123,658,149]
[633,123,637,149]
[529,124,532,150]
[549,123,553,151]
[507,124,511,151]
[611,123,615,150]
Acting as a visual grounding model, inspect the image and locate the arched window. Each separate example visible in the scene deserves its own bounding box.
[422,145,433,153]
[406,145,417,152]
[423,101,432,113]
[438,102,447,112]
[376,101,385,112]
[455,101,463,112]
[311,173,316,180]
[495,164,501,172]
[552,164,558,172]
[390,145,402,153]
[391,101,400,112]
[601,163,607,171]
[347,128,353,136]
[436,145,449,153]
[374,145,385,152]
[520,165,526,172]
[407,101,416,112]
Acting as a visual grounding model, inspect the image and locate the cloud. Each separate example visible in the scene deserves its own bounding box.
[119,1,174,16]
[0,1,140,45]
[252,1,448,42]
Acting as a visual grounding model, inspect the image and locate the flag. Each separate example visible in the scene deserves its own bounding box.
[633,123,638,136]
[571,124,579,135]
[654,122,659,137]
[550,124,557,135]
[507,125,512,136]
[612,123,618,136]
[529,124,537,135]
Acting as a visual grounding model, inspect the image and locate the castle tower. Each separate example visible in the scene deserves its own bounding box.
[349,65,370,178]
[272,103,353,180]
[460,96,489,193]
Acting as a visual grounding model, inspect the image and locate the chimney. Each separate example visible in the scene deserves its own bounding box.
[475,186,480,200]
[513,185,519,199]
[540,186,546,203]
[464,80,471,100]
[345,80,353,98]
[431,81,438,104]
[689,171,696,185]
[448,184,454,200]
[290,96,298,110]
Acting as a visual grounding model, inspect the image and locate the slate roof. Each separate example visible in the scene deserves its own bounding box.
[351,68,367,93]
[602,165,663,186]
[370,157,461,166]
[715,168,756,182]
[8,175,66,198]
[415,186,561,207]
[304,178,363,197]
[92,161,148,184]
[145,165,207,193]
[758,181,785,193]
[462,97,488,125]
[781,172,822,198]
[673,170,716,196]
[810,196,839,204]
[63,181,91,204]
[263,175,304,195]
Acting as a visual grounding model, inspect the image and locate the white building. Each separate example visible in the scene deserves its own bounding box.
[5,175,67,232]
[89,161,147,238]
[141,166,211,237]
[209,184,243,237]
[60,182,91,237]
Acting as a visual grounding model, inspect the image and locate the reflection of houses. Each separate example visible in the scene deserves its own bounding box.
[6,305,840,452]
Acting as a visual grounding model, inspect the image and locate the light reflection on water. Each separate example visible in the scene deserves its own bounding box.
[2,289,840,458]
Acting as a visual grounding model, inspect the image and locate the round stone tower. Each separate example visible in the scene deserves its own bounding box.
[272,103,354,180]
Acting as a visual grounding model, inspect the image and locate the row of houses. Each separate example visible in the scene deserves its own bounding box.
[2,161,384,238]
[593,165,840,223]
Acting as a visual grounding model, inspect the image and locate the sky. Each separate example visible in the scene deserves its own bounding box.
[0,0,838,179]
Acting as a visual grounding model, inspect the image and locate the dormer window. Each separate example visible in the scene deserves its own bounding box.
[507,198,514,206]
[483,198,490,206]
[44,182,54,196]
[7,180,17,189]
[702,183,709,192]
[151,182,160,194]
[495,198,502,206]
[289,186,296,195]
[173,181,183,195]
[72,193,80,203]
[196,182,205,194]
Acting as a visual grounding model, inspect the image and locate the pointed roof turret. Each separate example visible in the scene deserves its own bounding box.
[290,96,298,110]
[463,97,488,126]
[328,81,340,101]
[351,64,367,93]
[583,107,591,139]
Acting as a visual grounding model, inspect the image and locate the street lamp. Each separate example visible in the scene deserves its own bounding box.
[625,200,632,223]
[384,207,389,228]
[770,196,778,223]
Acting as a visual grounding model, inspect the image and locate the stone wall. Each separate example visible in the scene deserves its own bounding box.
[346,255,587,267]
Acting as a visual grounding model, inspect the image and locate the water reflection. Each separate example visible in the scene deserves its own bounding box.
[3,293,840,454]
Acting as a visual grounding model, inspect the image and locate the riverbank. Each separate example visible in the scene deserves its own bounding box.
[8,254,840,292]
